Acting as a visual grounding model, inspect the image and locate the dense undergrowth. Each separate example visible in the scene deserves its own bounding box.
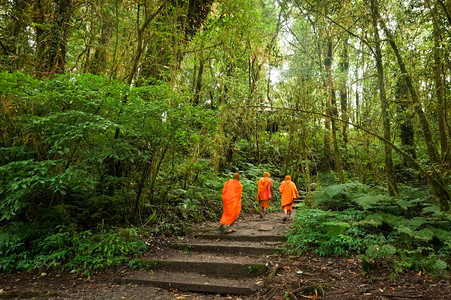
[1,72,450,278]
[287,178,451,277]
[0,164,280,275]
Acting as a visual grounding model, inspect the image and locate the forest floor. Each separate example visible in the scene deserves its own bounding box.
[0,212,450,300]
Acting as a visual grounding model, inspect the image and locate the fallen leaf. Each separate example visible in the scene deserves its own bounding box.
[176,297,185,300]
[296,270,304,274]
[363,293,372,296]
[299,290,318,299]
[418,271,422,276]
[391,287,396,291]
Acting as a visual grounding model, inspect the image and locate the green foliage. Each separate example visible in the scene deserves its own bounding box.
[287,182,451,276]
[66,228,146,276]
[312,183,364,210]
[359,244,397,273]
[0,71,224,225]
[0,224,146,275]
[287,207,364,256]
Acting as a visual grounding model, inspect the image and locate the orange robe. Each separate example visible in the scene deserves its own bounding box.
[220,179,242,225]
[279,179,299,214]
[257,177,272,209]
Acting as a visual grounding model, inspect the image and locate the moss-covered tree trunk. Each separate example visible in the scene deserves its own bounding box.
[370,0,398,197]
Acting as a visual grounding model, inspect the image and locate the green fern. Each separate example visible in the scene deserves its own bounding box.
[406,217,427,230]
[353,195,387,210]
[422,205,451,221]
[368,244,397,258]
[394,225,413,237]
[422,205,442,215]
[429,227,451,244]
[414,228,434,242]
[322,221,351,236]
[322,183,360,198]
[361,212,402,228]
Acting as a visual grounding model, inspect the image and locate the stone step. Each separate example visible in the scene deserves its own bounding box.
[136,257,267,278]
[170,241,283,255]
[114,271,260,295]
[193,233,286,242]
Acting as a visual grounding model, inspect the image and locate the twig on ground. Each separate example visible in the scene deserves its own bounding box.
[267,264,281,280]
[287,291,299,300]
[262,287,277,300]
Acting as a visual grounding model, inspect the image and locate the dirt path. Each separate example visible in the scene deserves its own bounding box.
[1,212,450,299]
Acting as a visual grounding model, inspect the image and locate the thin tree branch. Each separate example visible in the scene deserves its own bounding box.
[293,0,375,56]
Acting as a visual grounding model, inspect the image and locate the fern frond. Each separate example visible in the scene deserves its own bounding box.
[406,217,426,230]
[422,205,441,215]
[394,199,411,210]
[380,244,397,256]
[322,221,351,236]
[429,228,451,244]
[322,183,359,198]
[414,228,434,242]
[394,225,413,236]
[361,212,402,227]
[312,190,331,207]
[353,195,387,210]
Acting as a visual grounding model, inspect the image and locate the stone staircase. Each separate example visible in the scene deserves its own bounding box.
[114,212,291,296]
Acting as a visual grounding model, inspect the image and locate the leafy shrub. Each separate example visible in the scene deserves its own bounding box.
[287,206,365,256]
[286,182,450,276]
[66,228,146,275]
[0,224,146,275]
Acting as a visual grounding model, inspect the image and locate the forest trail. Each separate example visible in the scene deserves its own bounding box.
[114,211,292,297]
[1,210,450,299]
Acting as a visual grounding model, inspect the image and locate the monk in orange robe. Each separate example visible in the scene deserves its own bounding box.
[257,172,273,219]
[219,172,242,233]
[279,175,299,221]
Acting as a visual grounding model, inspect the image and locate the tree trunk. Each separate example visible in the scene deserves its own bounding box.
[322,39,332,173]
[325,38,344,182]
[377,4,449,210]
[47,0,71,74]
[378,14,440,165]
[32,0,48,76]
[32,0,72,77]
[430,1,450,168]
[339,37,349,156]
[396,79,416,164]
[193,52,204,106]
[91,5,113,75]
[370,0,399,197]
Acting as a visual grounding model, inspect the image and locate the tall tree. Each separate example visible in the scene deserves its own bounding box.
[376,3,449,209]
[338,36,349,156]
[428,0,450,168]
[370,0,398,197]
[32,0,73,76]
[0,0,33,72]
